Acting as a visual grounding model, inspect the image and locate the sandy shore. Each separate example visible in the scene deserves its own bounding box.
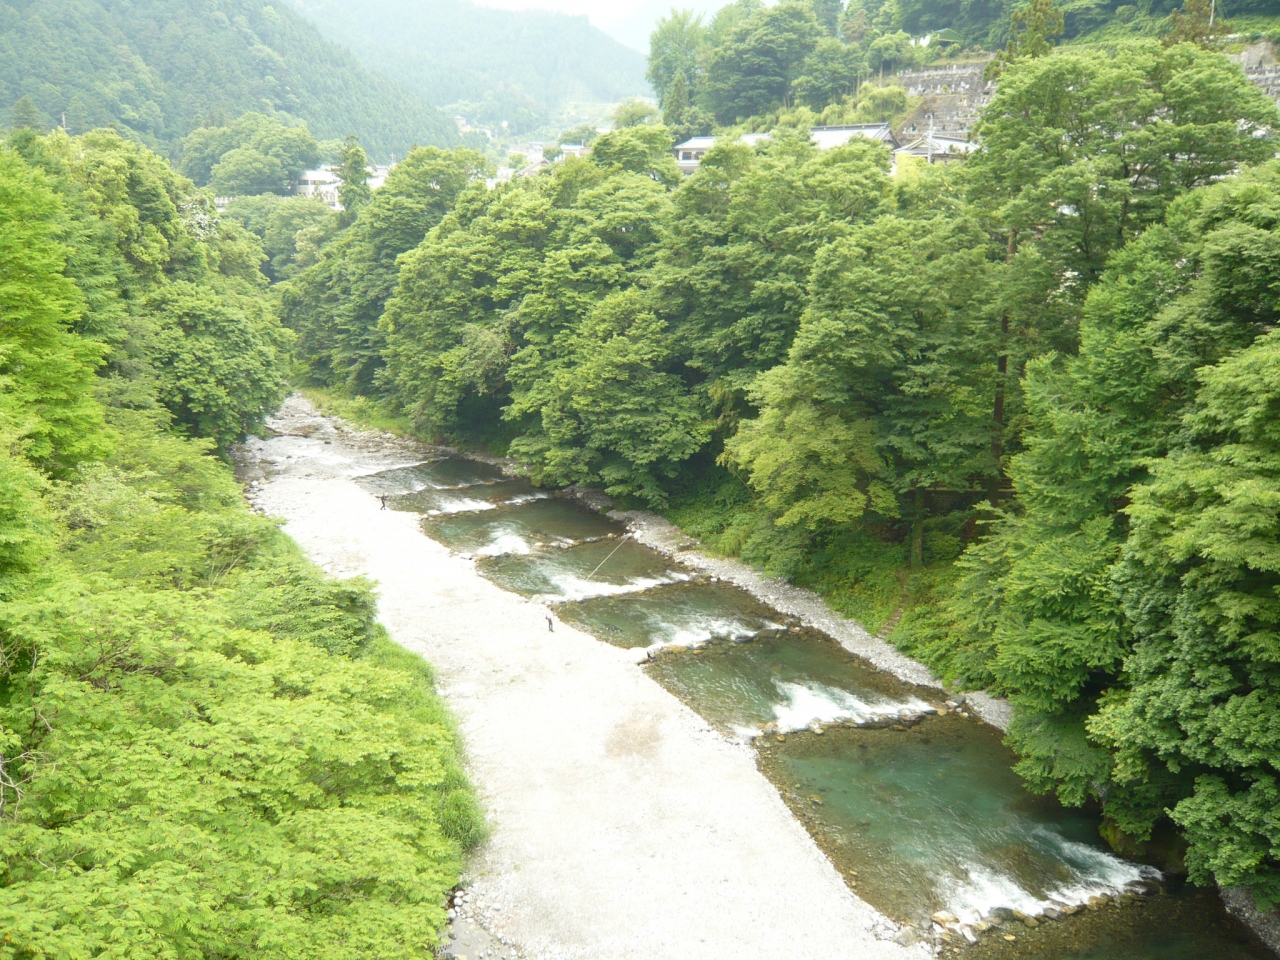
[238,396,924,960]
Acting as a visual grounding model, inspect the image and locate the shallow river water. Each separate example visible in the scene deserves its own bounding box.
[356,458,1271,960]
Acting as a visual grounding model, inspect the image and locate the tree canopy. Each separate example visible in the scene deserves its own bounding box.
[0,127,480,957]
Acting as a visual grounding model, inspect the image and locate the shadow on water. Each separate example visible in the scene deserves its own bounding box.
[363,458,1272,960]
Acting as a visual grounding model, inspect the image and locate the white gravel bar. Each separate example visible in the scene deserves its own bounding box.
[238,396,924,960]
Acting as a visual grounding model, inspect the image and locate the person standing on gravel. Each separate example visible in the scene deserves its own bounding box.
[378,494,389,510]
[546,613,555,632]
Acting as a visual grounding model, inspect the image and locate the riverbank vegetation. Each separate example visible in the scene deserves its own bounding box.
[281,9,1280,912]
[0,127,480,956]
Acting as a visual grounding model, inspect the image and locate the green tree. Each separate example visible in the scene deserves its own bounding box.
[724,211,993,546]
[793,37,866,108]
[181,112,320,191]
[590,125,680,184]
[211,146,289,196]
[0,150,107,473]
[941,162,1280,814]
[336,136,372,226]
[703,2,825,122]
[283,146,488,391]
[810,0,847,35]
[651,137,892,405]
[984,0,1064,80]
[506,289,709,503]
[224,194,335,280]
[141,283,289,450]
[1164,0,1215,46]
[8,96,45,131]
[613,97,661,128]
[1095,327,1280,905]
[648,9,708,106]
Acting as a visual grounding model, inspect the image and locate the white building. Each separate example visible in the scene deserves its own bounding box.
[295,167,343,209]
[809,123,900,150]
[892,134,977,166]
[673,136,717,174]
[294,163,396,211]
[672,133,773,174]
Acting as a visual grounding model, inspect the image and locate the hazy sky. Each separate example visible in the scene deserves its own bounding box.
[475,0,728,52]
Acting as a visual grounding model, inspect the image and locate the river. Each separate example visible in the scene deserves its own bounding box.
[355,451,1270,960]
[238,398,1272,959]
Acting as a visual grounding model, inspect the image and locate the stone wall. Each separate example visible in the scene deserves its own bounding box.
[891,61,995,141]
[889,42,1280,143]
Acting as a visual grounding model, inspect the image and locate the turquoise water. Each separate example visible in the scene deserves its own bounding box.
[368,458,1271,959]
[645,628,935,731]
[356,458,505,494]
[425,497,619,555]
[760,719,1153,925]
[478,537,689,602]
[556,580,783,649]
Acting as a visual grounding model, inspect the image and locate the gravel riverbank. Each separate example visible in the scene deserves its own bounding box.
[237,396,925,960]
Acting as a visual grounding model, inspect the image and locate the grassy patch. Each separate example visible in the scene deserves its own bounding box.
[300,386,417,438]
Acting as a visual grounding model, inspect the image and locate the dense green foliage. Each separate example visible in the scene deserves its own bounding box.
[296,0,649,132]
[283,145,489,392]
[0,130,479,954]
[179,112,320,195]
[284,31,1280,910]
[0,0,457,160]
[223,193,337,281]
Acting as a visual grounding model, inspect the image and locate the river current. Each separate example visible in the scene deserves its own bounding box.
[357,457,1270,959]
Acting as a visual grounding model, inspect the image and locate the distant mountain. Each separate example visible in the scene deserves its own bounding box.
[0,0,457,160]
[293,0,649,122]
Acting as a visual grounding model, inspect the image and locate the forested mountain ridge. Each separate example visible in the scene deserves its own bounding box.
[0,126,480,955]
[282,13,1280,916]
[0,0,457,159]
[294,0,649,130]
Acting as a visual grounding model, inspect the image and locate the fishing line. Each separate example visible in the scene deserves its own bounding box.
[583,533,630,581]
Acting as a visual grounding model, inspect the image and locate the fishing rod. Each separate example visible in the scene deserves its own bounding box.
[583,533,630,581]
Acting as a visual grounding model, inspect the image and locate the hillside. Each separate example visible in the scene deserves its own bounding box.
[293,0,648,129]
[0,0,457,159]
[889,0,1280,46]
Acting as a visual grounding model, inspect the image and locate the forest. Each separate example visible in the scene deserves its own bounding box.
[295,0,648,135]
[0,0,457,160]
[0,124,480,956]
[282,8,1280,912]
